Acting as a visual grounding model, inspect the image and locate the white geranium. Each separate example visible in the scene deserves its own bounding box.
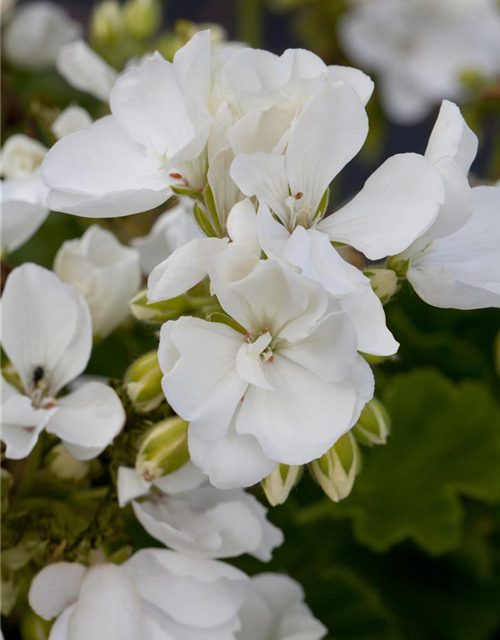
[158,249,374,489]
[0,263,125,459]
[54,225,142,339]
[1,111,91,254]
[339,0,500,123]
[56,40,119,102]
[128,468,283,560]
[131,200,201,275]
[392,101,500,309]
[237,573,327,640]
[231,82,445,355]
[29,551,249,639]
[3,2,81,70]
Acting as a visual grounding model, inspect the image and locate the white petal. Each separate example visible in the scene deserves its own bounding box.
[425,100,478,173]
[46,605,74,640]
[28,563,86,620]
[47,382,125,459]
[236,341,274,391]
[110,53,197,157]
[319,153,445,259]
[42,116,171,218]
[408,186,500,309]
[237,354,356,464]
[348,355,375,429]
[68,565,142,640]
[325,65,374,106]
[339,285,399,356]
[0,264,92,395]
[207,147,244,228]
[1,192,49,253]
[286,82,368,215]
[56,40,118,102]
[227,199,261,257]
[279,310,358,382]
[1,392,52,459]
[148,237,228,303]
[256,200,292,259]
[117,466,151,507]
[153,461,206,495]
[189,422,278,490]
[173,30,211,103]
[227,106,294,156]
[230,152,290,224]
[159,317,247,440]
[123,549,249,629]
[51,106,93,140]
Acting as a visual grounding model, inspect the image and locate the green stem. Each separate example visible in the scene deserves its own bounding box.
[16,440,42,497]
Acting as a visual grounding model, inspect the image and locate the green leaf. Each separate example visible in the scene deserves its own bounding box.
[306,370,500,554]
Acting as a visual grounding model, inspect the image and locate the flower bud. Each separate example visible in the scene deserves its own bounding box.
[124,351,164,413]
[310,432,360,502]
[90,0,126,46]
[136,417,190,482]
[352,397,391,446]
[123,0,161,39]
[262,464,302,506]
[54,225,142,340]
[46,443,89,480]
[364,268,398,304]
[129,289,188,323]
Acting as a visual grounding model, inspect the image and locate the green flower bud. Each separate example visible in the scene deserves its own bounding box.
[310,432,360,502]
[129,289,188,323]
[20,610,52,640]
[90,0,126,47]
[124,350,164,413]
[262,464,302,506]
[136,417,189,481]
[364,268,399,304]
[353,398,391,446]
[46,443,89,480]
[123,0,161,39]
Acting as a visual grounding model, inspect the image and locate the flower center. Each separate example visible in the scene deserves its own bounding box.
[245,330,275,364]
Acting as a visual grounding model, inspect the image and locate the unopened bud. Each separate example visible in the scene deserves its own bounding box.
[129,289,188,323]
[124,351,164,413]
[136,417,189,481]
[262,464,301,506]
[90,0,126,46]
[123,0,161,39]
[46,443,89,480]
[353,398,391,446]
[310,432,360,502]
[364,268,398,304]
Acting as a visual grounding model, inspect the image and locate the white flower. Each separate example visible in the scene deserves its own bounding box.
[339,0,500,123]
[54,225,142,339]
[159,250,374,488]
[3,1,81,70]
[392,101,500,309]
[130,476,283,561]
[29,551,249,639]
[42,31,217,218]
[1,110,91,254]
[0,263,125,459]
[237,573,327,640]
[56,40,119,102]
[231,82,445,355]
[131,200,201,275]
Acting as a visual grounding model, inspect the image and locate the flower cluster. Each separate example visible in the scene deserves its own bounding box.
[1,7,499,639]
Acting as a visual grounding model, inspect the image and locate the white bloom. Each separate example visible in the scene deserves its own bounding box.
[42,31,216,218]
[0,263,125,459]
[393,101,500,309]
[131,200,201,275]
[159,250,374,488]
[339,0,500,123]
[237,573,327,640]
[1,111,91,254]
[231,82,445,355]
[29,551,249,639]
[131,479,283,561]
[56,40,119,102]
[54,225,142,339]
[3,2,81,70]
